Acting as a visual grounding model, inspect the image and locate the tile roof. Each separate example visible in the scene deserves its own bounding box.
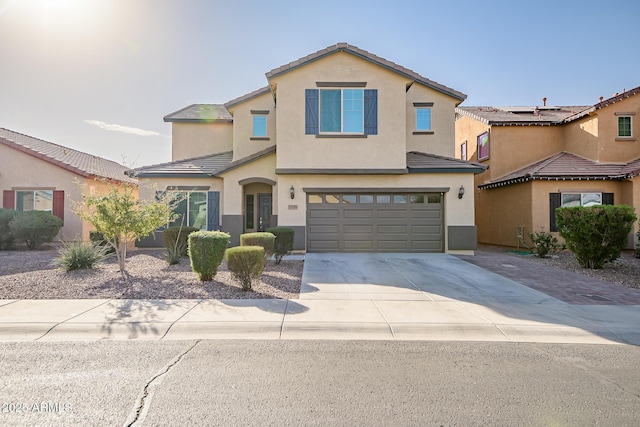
[406,151,486,174]
[0,127,136,184]
[456,106,592,126]
[163,104,233,123]
[224,86,272,109]
[266,43,467,102]
[479,152,640,189]
[131,151,233,178]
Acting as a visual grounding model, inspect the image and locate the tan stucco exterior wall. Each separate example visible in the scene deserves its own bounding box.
[476,183,533,247]
[455,115,489,163]
[270,52,410,171]
[405,82,460,157]
[563,115,600,160]
[218,154,277,215]
[171,122,233,161]
[594,96,640,163]
[227,92,277,161]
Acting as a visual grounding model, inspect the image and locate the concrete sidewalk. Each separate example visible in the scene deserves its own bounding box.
[0,253,638,344]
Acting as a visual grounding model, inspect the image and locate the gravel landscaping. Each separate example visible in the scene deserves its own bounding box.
[0,245,638,300]
[0,247,302,300]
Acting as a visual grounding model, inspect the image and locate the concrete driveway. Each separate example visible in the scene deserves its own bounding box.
[296,253,640,344]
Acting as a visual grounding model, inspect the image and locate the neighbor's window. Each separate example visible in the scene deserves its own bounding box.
[561,193,602,207]
[252,115,267,137]
[460,141,467,161]
[618,116,632,137]
[416,108,431,131]
[477,131,490,161]
[320,89,364,133]
[15,190,53,213]
[170,191,207,229]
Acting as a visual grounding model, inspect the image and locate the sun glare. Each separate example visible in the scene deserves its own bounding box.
[36,0,106,33]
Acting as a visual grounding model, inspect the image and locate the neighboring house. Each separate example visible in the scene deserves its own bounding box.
[133,43,485,253]
[0,127,137,242]
[455,86,640,248]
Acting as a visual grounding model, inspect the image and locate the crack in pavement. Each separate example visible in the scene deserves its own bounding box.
[124,340,201,426]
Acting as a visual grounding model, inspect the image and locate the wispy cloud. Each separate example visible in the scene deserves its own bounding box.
[85,120,164,137]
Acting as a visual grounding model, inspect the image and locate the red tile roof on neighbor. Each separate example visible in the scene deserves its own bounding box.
[479,152,640,189]
[266,43,467,102]
[0,128,136,184]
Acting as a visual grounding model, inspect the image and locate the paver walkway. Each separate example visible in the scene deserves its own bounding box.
[458,252,640,305]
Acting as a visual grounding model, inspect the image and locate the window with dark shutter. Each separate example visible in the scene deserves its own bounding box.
[2,190,14,209]
[207,191,220,231]
[549,193,561,231]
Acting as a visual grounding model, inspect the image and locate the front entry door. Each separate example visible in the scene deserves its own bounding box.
[257,194,272,231]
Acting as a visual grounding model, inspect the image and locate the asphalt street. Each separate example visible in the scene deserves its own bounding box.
[1,340,639,426]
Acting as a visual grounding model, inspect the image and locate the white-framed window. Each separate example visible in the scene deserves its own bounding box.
[15,190,53,213]
[170,191,207,229]
[416,108,431,131]
[252,115,267,137]
[618,116,632,137]
[320,89,364,133]
[460,141,467,161]
[561,193,602,207]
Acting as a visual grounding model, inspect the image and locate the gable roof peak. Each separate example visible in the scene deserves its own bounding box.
[265,43,466,101]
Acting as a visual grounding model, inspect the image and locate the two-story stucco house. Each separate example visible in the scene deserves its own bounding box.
[0,127,137,242]
[455,86,640,248]
[134,43,485,253]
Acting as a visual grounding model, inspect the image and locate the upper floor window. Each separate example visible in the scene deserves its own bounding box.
[618,116,632,138]
[460,141,467,161]
[477,131,490,161]
[416,108,431,131]
[252,115,267,137]
[320,89,363,133]
[305,88,377,136]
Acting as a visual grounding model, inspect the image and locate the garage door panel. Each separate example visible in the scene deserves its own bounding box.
[343,240,375,250]
[308,225,340,234]
[343,225,374,233]
[411,225,442,234]
[411,240,443,250]
[343,209,374,219]
[309,209,340,219]
[308,240,341,251]
[378,225,408,234]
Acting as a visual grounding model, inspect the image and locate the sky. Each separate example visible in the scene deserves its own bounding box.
[1,0,639,167]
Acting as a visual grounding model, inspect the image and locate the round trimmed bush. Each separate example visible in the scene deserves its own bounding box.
[187,230,230,281]
[240,232,275,262]
[226,246,265,290]
[9,210,63,249]
[0,208,17,250]
[266,227,294,264]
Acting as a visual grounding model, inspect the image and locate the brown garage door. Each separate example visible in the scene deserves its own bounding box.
[307,193,444,252]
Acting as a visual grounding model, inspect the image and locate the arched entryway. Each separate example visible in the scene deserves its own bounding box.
[239,177,276,232]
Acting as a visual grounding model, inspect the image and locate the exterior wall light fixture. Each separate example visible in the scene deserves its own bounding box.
[458,185,465,199]
[290,185,295,199]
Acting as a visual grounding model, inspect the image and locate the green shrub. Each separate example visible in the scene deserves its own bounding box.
[89,231,117,254]
[163,226,199,259]
[635,229,640,259]
[9,210,63,249]
[240,232,275,263]
[187,230,230,281]
[0,208,17,250]
[226,246,265,290]
[556,205,637,269]
[529,229,565,258]
[266,227,294,264]
[54,241,110,271]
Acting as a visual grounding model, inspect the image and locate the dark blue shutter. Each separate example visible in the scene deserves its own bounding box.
[207,191,220,231]
[603,193,614,205]
[305,89,319,134]
[364,89,378,135]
